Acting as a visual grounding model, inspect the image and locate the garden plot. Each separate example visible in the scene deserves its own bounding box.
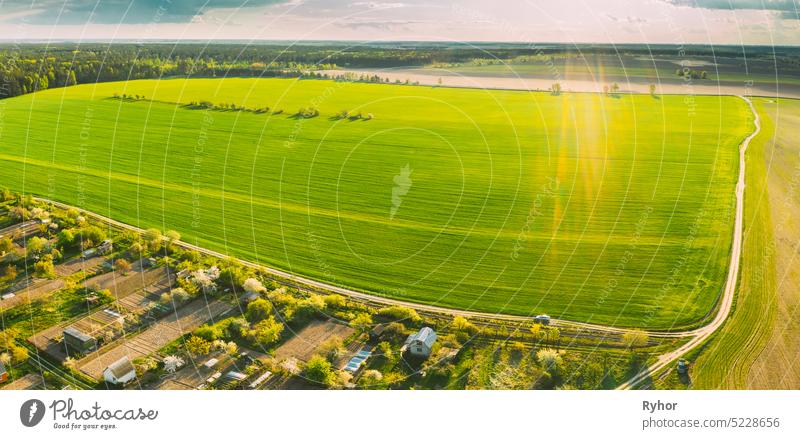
[83,263,171,297]
[0,219,41,240]
[28,265,174,362]
[273,319,355,363]
[77,299,233,379]
[0,254,106,312]
[0,373,44,390]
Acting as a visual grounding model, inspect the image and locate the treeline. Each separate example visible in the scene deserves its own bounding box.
[2,43,796,99]
[0,44,339,99]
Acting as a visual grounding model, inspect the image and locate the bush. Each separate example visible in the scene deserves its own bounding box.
[304,355,335,386]
[296,107,319,118]
[376,305,421,323]
[114,258,132,274]
[247,317,284,346]
[185,335,211,356]
[56,229,75,249]
[34,255,55,278]
[452,316,477,334]
[323,294,346,308]
[246,298,273,323]
[194,324,223,341]
[79,225,106,245]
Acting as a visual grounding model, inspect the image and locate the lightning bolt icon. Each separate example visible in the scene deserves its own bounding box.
[28,401,38,422]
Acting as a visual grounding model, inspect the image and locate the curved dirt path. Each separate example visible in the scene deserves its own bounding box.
[617,96,760,389]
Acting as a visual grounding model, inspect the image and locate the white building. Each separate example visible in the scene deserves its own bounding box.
[403,327,437,358]
[103,356,136,385]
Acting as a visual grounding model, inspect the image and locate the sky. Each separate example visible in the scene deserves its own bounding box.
[0,0,798,45]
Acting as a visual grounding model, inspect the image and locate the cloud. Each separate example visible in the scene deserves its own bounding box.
[1,0,289,24]
[604,14,648,24]
[337,18,422,30]
[350,1,408,9]
[664,0,799,18]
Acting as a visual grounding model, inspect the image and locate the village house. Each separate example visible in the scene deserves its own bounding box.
[403,327,437,358]
[103,356,136,385]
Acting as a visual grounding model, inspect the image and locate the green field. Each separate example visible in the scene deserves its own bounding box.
[683,98,800,389]
[0,78,751,328]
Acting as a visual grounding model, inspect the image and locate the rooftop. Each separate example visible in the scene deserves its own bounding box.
[405,327,437,349]
[64,326,95,343]
[105,356,135,378]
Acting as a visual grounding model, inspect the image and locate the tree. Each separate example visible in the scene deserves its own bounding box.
[544,327,560,348]
[551,82,562,95]
[350,313,373,332]
[114,258,132,274]
[0,187,13,201]
[129,241,144,257]
[318,336,345,363]
[376,341,395,363]
[245,298,273,323]
[0,237,13,255]
[163,355,185,373]
[304,355,335,386]
[27,236,49,256]
[376,305,421,323]
[65,70,77,86]
[452,315,477,334]
[323,294,346,308]
[79,225,106,245]
[242,277,265,295]
[143,228,162,251]
[529,323,543,342]
[248,317,284,346]
[165,230,181,249]
[536,348,563,374]
[622,330,649,351]
[360,369,383,388]
[57,229,75,249]
[34,255,55,278]
[649,83,657,97]
[3,265,17,282]
[185,335,211,357]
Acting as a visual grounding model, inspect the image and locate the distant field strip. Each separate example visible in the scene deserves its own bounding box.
[0,78,750,328]
[692,98,800,389]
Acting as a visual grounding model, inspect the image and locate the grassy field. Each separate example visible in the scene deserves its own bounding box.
[0,78,751,328]
[686,97,800,389]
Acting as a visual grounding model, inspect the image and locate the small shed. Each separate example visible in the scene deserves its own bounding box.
[63,327,97,355]
[403,327,437,358]
[97,239,113,255]
[103,356,136,385]
[369,323,387,341]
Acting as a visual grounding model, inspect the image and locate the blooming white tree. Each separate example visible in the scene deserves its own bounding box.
[30,207,49,220]
[243,278,265,294]
[536,349,563,372]
[191,266,219,292]
[163,355,185,374]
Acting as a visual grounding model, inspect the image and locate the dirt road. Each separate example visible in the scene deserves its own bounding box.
[617,96,760,389]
